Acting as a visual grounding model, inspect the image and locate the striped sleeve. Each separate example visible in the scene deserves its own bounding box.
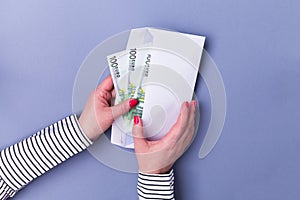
[0,115,92,199]
[137,169,175,200]
[0,178,15,200]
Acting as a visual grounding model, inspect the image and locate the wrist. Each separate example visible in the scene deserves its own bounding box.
[140,164,173,175]
[78,115,100,141]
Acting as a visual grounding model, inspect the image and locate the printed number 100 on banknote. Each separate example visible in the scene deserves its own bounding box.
[107,48,151,134]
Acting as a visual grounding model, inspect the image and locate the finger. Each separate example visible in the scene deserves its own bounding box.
[96,75,114,92]
[181,100,197,148]
[111,89,116,99]
[173,101,190,131]
[188,100,197,126]
[132,116,148,148]
[185,100,196,131]
[111,98,138,119]
[161,101,190,143]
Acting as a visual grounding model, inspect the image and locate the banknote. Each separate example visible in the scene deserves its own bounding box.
[107,48,152,147]
[107,52,126,101]
[125,48,151,120]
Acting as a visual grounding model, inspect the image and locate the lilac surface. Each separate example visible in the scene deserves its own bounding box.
[0,0,300,199]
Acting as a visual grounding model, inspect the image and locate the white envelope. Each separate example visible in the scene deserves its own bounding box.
[110,27,205,148]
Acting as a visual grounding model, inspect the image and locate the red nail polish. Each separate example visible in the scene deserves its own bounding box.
[185,101,189,108]
[134,116,139,125]
[129,99,138,108]
[193,100,197,106]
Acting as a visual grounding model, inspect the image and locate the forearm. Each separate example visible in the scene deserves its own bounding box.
[137,169,175,200]
[0,115,92,199]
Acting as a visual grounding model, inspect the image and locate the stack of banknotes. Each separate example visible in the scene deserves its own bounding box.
[107,28,205,148]
[108,48,149,119]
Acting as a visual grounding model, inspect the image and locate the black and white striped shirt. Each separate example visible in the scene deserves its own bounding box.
[138,170,175,200]
[0,115,174,199]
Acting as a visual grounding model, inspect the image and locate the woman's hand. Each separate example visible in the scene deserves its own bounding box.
[78,76,138,141]
[132,100,197,174]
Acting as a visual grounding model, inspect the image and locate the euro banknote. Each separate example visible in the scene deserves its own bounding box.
[107,48,152,147]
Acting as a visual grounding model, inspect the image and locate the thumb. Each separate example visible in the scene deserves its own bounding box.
[111,98,138,119]
[132,116,147,147]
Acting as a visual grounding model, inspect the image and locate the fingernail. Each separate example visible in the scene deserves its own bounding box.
[193,100,197,106]
[185,101,189,108]
[129,99,139,108]
[134,116,139,125]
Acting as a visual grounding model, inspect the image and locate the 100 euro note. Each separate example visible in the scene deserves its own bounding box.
[107,48,152,147]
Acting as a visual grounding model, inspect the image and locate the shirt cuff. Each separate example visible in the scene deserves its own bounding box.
[73,114,93,146]
[137,169,175,200]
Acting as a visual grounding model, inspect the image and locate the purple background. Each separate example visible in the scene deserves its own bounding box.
[1,0,300,199]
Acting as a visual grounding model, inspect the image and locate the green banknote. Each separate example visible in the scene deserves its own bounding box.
[107,48,152,147]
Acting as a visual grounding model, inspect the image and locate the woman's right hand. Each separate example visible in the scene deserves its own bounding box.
[132,100,197,174]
